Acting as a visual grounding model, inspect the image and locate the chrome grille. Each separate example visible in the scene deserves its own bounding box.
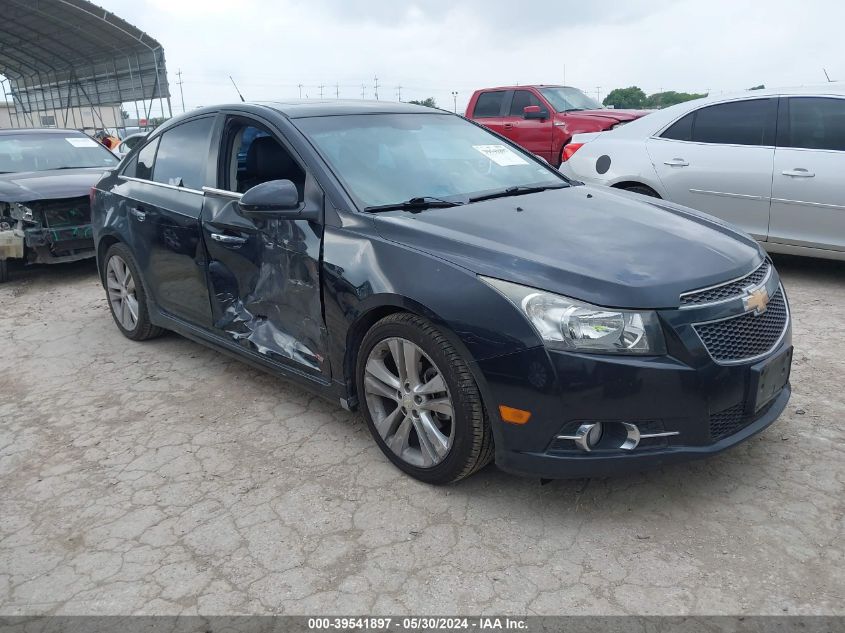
[680,260,770,307]
[693,288,788,363]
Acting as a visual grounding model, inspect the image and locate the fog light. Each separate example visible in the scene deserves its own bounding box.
[574,422,603,452]
[556,421,679,452]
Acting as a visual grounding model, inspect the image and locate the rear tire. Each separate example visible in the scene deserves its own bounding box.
[103,243,164,341]
[356,313,493,484]
[0,259,8,283]
[621,183,661,198]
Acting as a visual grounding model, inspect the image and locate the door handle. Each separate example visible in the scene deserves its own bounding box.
[210,233,247,246]
[129,207,146,222]
[503,123,516,129]
[782,168,815,178]
[664,158,689,166]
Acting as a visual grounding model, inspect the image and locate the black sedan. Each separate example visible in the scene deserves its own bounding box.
[90,100,792,484]
[0,128,119,282]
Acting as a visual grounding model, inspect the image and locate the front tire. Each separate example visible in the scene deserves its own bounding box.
[356,313,493,484]
[0,259,8,283]
[103,243,164,341]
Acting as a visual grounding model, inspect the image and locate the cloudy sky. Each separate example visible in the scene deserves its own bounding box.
[99,0,843,115]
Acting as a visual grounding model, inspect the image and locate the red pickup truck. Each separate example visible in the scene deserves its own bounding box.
[465,85,649,167]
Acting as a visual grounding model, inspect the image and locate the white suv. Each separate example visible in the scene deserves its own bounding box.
[559,85,845,260]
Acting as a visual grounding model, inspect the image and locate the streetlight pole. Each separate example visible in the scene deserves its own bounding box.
[451,91,458,113]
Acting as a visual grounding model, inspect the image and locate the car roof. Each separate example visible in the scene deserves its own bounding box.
[255,99,450,118]
[0,128,87,136]
[475,85,570,92]
[583,82,845,140]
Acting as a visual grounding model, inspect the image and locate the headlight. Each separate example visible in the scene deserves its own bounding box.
[481,277,665,355]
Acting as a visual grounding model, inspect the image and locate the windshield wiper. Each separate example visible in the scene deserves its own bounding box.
[563,107,586,112]
[468,184,567,203]
[364,196,465,213]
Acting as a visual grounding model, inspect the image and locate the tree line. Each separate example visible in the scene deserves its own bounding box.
[602,87,707,110]
[603,84,765,109]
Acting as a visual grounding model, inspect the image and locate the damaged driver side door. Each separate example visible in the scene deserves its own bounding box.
[200,114,330,379]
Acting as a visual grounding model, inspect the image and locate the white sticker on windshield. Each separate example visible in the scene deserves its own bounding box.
[472,144,529,166]
[65,137,99,148]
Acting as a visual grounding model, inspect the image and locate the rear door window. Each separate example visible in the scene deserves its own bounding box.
[659,99,776,146]
[781,97,845,151]
[473,91,506,118]
[152,117,215,189]
[691,99,775,146]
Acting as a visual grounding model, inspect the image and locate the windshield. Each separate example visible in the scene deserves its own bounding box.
[0,133,118,173]
[295,113,567,209]
[539,87,601,112]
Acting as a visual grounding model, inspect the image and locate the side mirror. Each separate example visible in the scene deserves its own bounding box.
[239,179,300,216]
[523,105,549,120]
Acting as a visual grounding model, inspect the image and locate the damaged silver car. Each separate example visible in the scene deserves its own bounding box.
[0,128,119,281]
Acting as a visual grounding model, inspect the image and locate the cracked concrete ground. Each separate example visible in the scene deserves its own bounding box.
[0,255,843,616]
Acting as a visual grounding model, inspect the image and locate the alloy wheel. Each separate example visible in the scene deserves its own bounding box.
[363,337,455,468]
[106,255,139,331]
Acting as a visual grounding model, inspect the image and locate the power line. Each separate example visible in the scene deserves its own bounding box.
[176,69,185,113]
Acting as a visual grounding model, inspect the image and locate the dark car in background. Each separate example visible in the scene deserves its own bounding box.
[0,128,119,281]
[466,85,649,166]
[91,100,791,484]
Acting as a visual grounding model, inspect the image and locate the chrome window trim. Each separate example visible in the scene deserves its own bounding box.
[692,284,790,366]
[679,260,771,309]
[117,175,204,195]
[202,186,243,199]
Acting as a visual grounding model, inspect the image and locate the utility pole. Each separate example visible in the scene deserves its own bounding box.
[335,83,340,98]
[319,84,325,99]
[595,86,601,103]
[451,91,459,113]
[361,83,366,99]
[176,69,185,112]
[298,84,303,99]
[396,85,402,101]
[373,75,379,100]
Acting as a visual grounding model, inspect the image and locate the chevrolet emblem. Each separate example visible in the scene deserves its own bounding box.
[743,287,770,315]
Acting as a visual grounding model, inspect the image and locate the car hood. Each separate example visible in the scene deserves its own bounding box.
[372,185,763,309]
[567,109,649,123]
[0,168,106,202]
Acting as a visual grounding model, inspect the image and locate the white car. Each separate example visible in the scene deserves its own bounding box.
[559,85,845,260]
[115,132,147,156]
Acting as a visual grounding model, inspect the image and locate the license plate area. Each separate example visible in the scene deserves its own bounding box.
[749,346,792,413]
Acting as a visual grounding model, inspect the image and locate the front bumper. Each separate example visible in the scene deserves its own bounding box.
[23,223,95,264]
[473,304,792,479]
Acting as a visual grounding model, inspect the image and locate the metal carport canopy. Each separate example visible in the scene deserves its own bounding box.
[0,0,170,121]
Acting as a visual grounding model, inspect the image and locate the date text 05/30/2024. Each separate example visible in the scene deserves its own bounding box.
[307,617,528,630]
